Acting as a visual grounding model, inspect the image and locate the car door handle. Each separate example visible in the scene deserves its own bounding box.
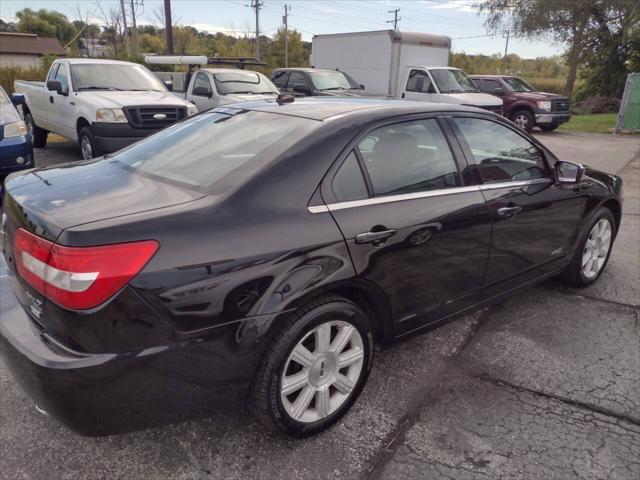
[49,96,54,104]
[355,229,396,245]
[497,206,522,219]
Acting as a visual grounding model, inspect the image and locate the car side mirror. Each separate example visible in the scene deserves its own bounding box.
[493,87,505,96]
[193,86,212,97]
[164,80,173,92]
[359,84,365,90]
[555,161,584,184]
[46,79,66,96]
[11,93,25,106]
[293,84,311,95]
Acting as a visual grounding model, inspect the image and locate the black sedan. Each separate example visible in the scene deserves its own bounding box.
[0,98,622,437]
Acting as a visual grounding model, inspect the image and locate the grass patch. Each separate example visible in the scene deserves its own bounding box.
[558,113,617,134]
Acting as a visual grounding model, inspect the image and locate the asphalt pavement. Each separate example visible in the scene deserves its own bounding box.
[0,131,638,480]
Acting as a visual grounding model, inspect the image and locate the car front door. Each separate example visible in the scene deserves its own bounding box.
[320,116,492,336]
[402,69,437,101]
[449,115,587,299]
[287,71,311,96]
[48,62,76,139]
[189,71,214,111]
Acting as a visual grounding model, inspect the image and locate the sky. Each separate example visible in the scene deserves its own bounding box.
[0,0,563,58]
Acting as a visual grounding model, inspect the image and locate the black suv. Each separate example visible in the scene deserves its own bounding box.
[271,68,367,97]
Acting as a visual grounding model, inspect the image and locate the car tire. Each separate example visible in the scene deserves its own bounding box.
[511,110,534,133]
[24,112,48,148]
[539,124,559,132]
[563,207,615,287]
[249,294,374,436]
[78,126,101,160]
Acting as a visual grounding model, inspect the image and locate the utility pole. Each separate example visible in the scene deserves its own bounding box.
[120,0,132,57]
[130,0,139,56]
[387,8,400,30]
[283,4,289,67]
[504,29,510,57]
[251,0,263,60]
[164,0,174,54]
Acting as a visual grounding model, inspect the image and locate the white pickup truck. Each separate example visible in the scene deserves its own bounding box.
[146,55,279,111]
[15,58,197,160]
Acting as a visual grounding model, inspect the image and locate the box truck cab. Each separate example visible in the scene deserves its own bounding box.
[311,30,503,114]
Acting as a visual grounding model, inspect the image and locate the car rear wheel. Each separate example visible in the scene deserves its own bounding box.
[78,126,101,160]
[539,124,559,132]
[511,110,534,133]
[24,112,48,148]
[249,295,373,436]
[563,207,615,287]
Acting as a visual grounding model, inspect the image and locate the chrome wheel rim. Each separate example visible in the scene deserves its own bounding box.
[80,136,93,160]
[513,114,529,129]
[582,218,612,279]
[280,320,364,423]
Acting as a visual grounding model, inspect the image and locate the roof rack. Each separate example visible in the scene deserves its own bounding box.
[145,55,265,69]
[205,57,266,69]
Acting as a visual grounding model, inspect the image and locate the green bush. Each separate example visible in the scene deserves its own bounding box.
[0,54,56,95]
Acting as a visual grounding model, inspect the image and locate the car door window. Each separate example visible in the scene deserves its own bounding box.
[406,70,434,93]
[193,72,213,96]
[453,117,549,183]
[272,72,289,89]
[332,151,368,202]
[47,64,60,81]
[287,71,308,91]
[357,119,460,196]
[54,64,69,93]
[479,79,501,93]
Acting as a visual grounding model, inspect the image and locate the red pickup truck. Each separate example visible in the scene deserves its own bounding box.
[470,75,571,132]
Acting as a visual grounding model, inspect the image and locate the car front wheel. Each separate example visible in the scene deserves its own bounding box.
[511,110,534,133]
[564,207,615,287]
[249,295,373,436]
[24,112,48,148]
[78,126,101,160]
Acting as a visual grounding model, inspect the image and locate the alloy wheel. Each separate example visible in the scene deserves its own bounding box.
[81,136,93,160]
[513,114,529,130]
[582,218,612,279]
[280,320,365,423]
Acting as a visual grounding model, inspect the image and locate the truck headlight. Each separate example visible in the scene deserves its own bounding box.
[537,101,552,112]
[3,121,28,138]
[96,108,128,123]
[187,105,198,116]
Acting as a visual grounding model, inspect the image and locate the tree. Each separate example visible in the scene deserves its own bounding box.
[479,0,603,98]
[15,8,77,46]
[266,28,308,68]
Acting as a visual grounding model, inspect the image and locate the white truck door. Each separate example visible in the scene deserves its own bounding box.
[46,63,76,139]
[400,68,438,102]
[188,71,216,111]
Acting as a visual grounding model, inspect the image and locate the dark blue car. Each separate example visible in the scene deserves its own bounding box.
[0,86,33,177]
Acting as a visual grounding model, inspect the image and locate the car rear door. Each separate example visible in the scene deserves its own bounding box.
[319,115,492,336]
[447,115,586,299]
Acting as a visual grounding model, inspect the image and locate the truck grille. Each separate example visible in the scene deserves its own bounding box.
[479,105,503,116]
[552,99,570,113]
[123,106,187,129]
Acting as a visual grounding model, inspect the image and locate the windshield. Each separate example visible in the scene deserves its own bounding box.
[309,71,360,91]
[0,88,20,125]
[503,77,536,92]
[111,110,316,191]
[213,72,278,95]
[71,64,166,92]
[430,69,479,94]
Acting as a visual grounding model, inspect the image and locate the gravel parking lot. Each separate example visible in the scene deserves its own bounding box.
[1,131,639,480]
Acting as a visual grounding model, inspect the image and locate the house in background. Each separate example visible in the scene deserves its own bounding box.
[0,32,66,68]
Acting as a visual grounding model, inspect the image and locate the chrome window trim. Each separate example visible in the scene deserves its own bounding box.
[308,178,550,213]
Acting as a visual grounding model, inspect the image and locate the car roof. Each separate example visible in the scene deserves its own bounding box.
[469,75,514,79]
[273,68,339,74]
[216,97,487,121]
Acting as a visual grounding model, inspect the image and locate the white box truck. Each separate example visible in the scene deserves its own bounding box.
[311,30,503,114]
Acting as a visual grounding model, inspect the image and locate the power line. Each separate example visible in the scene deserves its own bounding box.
[387,8,401,30]
[249,0,263,59]
[283,4,290,67]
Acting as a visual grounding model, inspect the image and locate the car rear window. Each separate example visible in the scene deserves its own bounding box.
[111,109,316,191]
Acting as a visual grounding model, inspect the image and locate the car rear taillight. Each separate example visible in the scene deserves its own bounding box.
[14,228,158,310]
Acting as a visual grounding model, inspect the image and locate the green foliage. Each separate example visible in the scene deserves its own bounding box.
[558,113,618,133]
[265,28,310,68]
[15,8,77,46]
[0,65,47,96]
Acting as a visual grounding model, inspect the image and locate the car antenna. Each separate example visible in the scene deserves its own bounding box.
[276,94,295,105]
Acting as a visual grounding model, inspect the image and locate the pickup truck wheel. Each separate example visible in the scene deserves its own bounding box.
[78,127,101,160]
[539,124,559,132]
[511,110,534,133]
[25,112,48,148]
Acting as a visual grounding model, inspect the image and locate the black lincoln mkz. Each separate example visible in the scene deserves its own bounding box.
[0,98,622,436]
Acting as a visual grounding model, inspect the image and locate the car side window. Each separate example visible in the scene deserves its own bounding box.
[287,71,307,91]
[193,72,213,96]
[478,79,501,93]
[357,119,460,196]
[54,64,69,93]
[406,70,434,93]
[452,117,549,183]
[332,151,368,202]
[47,64,60,81]
[272,72,289,89]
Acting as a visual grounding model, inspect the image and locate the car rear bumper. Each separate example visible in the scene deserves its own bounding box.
[91,123,160,154]
[0,273,262,436]
[535,113,571,125]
